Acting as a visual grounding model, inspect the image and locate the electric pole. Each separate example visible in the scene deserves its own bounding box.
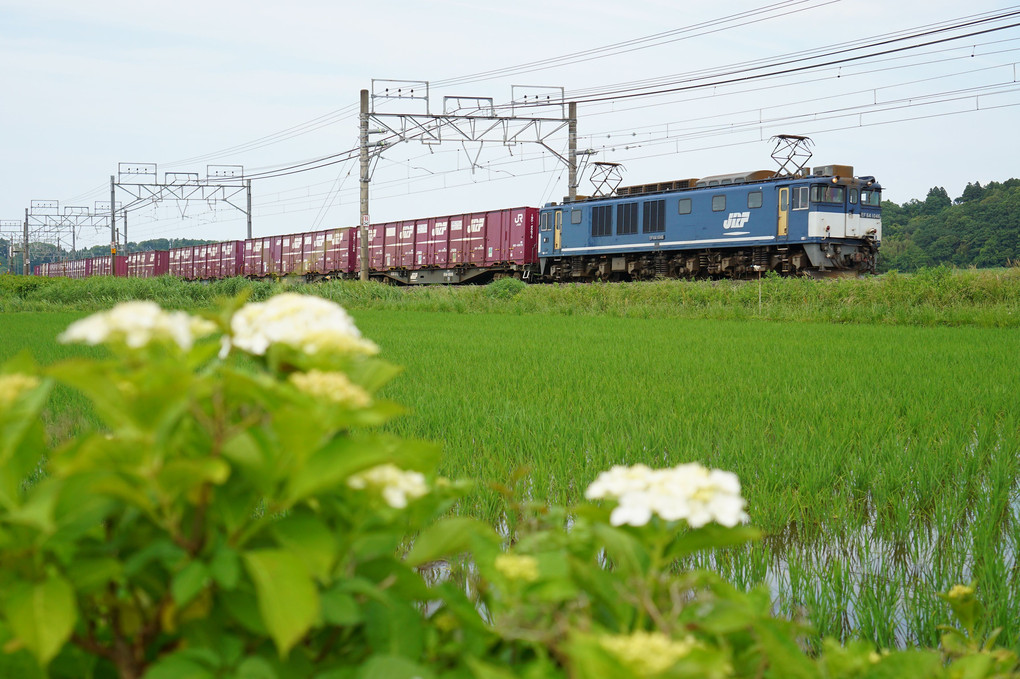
[568,101,578,202]
[110,175,117,256]
[359,88,370,282]
[246,179,253,240]
[23,208,29,275]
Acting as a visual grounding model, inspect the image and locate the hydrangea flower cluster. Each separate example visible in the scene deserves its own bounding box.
[58,300,215,351]
[598,630,696,675]
[494,554,540,583]
[229,293,378,357]
[347,463,428,509]
[289,370,371,408]
[585,462,749,528]
[0,373,40,409]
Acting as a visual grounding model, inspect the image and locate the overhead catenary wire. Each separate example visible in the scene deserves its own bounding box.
[124,81,1020,243]
[56,7,1020,206]
[49,6,1020,249]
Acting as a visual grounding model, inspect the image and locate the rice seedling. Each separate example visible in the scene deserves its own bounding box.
[2,276,1018,648]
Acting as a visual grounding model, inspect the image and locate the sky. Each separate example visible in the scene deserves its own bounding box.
[2,0,1019,250]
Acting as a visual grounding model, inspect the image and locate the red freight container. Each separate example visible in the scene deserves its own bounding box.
[169,247,194,279]
[447,214,467,265]
[298,228,349,276]
[411,219,429,268]
[243,239,266,277]
[509,207,539,264]
[348,207,538,278]
[126,252,143,277]
[93,255,126,277]
[333,228,355,274]
[305,230,328,274]
[280,234,299,275]
[214,241,244,278]
[192,245,209,279]
[425,217,449,268]
[351,224,386,274]
[268,236,285,276]
[244,236,285,277]
[126,250,170,278]
[379,221,399,270]
[484,210,508,266]
[397,220,417,269]
[465,212,487,266]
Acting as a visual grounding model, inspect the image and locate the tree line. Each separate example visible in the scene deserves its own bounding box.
[879,178,1020,272]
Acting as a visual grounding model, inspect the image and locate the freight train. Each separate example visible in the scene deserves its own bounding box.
[34,163,881,283]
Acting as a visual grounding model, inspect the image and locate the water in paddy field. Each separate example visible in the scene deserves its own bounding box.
[411,482,1018,649]
[687,485,1020,648]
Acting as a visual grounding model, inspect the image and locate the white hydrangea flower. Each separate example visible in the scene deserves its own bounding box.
[347,463,428,508]
[586,462,749,528]
[584,464,655,500]
[0,373,40,409]
[289,370,371,408]
[58,301,215,351]
[598,631,696,675]
[494,554,540,583]
[229,293,378,358]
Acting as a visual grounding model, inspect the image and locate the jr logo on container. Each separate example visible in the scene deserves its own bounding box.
[723,212,751,230]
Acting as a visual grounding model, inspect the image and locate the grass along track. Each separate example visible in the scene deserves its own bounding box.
[3,297,1018,650]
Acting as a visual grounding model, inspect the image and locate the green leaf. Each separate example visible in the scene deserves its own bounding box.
[404,517,499,568]
[242,549,320,656]
[861,649,941,678]
[941,653,992,679]
[219,590,267,635]
[363,596,425,660]
[5,574,77,667]
[752,618,821,679]
[210,545,241,590]
[65,557,121,594]
[285,435,439,504]
[344,358,403,395]
[172,561,211,608]
[0,371,49,510]
[270,514,337,581]
[4,478,60,534]
[157,458,231,498]
[124,538,187,577]
[592,523,650,577]
[355,655,434,679]
[143,654,216,679]
[321,587,361,626]
[234,656,278,679]
[666,524,761,559]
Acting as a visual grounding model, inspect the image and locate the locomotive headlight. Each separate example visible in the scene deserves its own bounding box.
[831,177,839,184]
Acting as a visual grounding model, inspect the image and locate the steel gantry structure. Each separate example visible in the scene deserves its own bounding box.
[358,80,581,281]
[109,163,253,254]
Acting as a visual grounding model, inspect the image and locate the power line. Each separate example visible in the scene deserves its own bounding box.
[430,0,836,87]
[517,10,1020,106]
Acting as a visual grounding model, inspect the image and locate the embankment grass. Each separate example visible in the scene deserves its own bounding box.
[2,265,1020,327]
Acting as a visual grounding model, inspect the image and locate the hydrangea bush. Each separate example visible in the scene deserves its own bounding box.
[0,293,1016,679]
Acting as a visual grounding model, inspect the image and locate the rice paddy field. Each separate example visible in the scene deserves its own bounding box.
[2,271,1018,652]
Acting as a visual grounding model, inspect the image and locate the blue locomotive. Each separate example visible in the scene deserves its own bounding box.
[537,163,881,280]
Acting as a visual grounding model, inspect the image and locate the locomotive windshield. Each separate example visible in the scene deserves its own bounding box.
[810,184,845,204]
[860,189,881,207]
